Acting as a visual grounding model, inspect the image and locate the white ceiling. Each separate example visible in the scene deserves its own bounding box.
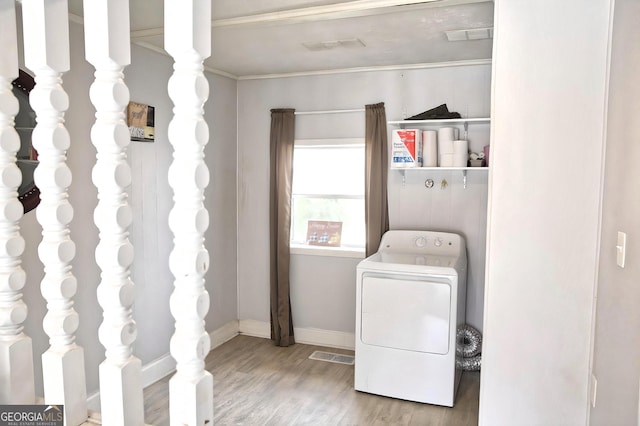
[67,0,494,79]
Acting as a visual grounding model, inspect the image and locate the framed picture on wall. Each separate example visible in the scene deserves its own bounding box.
[127,101,155,142]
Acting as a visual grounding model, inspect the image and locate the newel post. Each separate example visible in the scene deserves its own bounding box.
[0,0,36,404]
[21,0,88,424]
[83,0,145,424]
[164,0,214,424]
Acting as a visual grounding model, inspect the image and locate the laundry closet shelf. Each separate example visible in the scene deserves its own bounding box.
[391,167,488,171]
[387,117,491,126]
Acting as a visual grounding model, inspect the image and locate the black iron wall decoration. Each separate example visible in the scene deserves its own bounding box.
[11,69,40,213]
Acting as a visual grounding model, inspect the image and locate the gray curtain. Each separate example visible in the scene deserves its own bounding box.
[365,102,389,257]
[269,108,295,347]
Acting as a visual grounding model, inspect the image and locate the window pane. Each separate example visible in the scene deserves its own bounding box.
[291,197,365,248]
[291,142,365,249]
[292,146,364,196]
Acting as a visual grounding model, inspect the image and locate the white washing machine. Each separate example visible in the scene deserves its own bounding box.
[354,230,467,407]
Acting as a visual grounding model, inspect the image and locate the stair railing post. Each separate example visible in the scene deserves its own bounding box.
[164,0,214,424]
[21,0,88,423]
[0,0,36,404]
[83,0,145,424]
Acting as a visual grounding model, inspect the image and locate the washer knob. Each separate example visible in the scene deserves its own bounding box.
[415,237,426,247]
[434,238,443,247]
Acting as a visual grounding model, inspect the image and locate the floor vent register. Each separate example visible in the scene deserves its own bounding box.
[309,350,355,365]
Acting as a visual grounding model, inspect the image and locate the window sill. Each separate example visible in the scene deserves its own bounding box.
[290,244,366,259]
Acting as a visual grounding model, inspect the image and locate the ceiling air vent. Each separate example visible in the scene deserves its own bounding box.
[445,27,493,42]
[303,38,366,51]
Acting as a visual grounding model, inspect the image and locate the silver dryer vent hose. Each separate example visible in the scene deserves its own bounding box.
[456,324,482,371]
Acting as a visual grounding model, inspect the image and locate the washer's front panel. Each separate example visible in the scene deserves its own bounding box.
[360,274,452,354]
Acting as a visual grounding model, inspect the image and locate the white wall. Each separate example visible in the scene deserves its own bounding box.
[19,19,238,397]
[125,44,239,360]
[237,65,491,339]
[480,0,613,424]
[591,0,640,423]
[389,168,488,331]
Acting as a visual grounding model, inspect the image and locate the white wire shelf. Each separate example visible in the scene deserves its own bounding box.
[387,117,490,126]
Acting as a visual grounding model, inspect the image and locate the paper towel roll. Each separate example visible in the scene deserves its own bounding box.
[438,127,456,142]
[453,152,469,167]
[439,154,454,167]
[438,139,453,155]
[438,127,456,158]
[422,130,437,167]
[453,139,468,155]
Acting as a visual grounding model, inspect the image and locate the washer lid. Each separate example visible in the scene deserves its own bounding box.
[360,275,451,354]
[380,253,458,268]
[357,252,462,276]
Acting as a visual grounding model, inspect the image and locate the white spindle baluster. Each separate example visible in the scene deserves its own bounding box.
[0,0,35,404]
[22,0,88,423]
[165,0,213,424]
[83,1,145,424]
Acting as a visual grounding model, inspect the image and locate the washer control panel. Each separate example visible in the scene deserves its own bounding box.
[380,230,464,257]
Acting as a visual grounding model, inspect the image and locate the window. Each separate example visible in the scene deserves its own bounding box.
[291,139,365,251]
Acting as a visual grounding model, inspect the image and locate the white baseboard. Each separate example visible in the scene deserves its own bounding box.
[294,328,355,350]
[87,391,100,413]
[238,319,355,350]
[86,320,241,413]
[238,319,271,338]
[209,319,240,348]
[141,353,176,388]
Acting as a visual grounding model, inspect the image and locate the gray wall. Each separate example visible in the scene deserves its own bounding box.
[479,0,612,424]
[19,19,238,397]
[237,65,491,337]
[591,0,640,423]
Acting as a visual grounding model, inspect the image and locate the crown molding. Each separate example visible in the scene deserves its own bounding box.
[237,58,492,80]
[131,41,238,80]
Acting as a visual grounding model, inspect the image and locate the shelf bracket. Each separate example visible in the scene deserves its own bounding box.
[463,170,467,189]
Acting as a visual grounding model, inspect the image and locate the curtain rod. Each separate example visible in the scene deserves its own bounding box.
[294,108,365,116]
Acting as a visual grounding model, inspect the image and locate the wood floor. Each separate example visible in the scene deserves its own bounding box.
[143,335,480,425]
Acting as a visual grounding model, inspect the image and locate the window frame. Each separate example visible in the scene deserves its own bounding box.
[290,138,366,258]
